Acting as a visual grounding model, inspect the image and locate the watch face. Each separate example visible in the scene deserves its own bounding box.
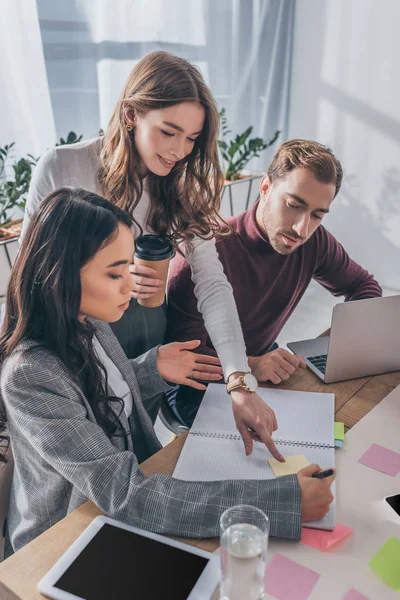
[243,373,258,392]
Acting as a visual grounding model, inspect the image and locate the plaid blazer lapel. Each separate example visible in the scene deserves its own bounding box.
[90,319,162,453]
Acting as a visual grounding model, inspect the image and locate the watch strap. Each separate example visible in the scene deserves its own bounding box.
[226,376,245,394]
[226,371,258,394]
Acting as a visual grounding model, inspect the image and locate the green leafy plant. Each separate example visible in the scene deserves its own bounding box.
[0,132,84,233]
[218,108,280,181]
[0,143,38,227]
[56,131,83,146]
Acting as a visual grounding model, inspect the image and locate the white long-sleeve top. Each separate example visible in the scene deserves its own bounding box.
[20,137,249,377]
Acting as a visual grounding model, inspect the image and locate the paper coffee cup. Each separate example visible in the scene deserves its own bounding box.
[134,235,175,307]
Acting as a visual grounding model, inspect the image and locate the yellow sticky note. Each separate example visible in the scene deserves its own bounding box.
[268,454,310,477]
[334,422,345,441]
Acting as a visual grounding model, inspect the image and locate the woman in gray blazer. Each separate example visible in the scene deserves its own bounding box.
[0,188,334,555]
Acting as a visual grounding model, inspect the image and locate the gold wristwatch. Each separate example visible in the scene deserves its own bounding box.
[226,372,258,394]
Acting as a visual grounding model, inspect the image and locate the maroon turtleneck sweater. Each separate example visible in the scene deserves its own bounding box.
[166,202,382,357]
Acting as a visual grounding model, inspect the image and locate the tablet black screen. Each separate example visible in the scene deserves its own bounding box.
[386,494,400,517]
[54,523,209,599]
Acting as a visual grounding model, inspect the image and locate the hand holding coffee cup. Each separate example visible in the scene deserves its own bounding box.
[131,235,175,307]
[129,263,164,302]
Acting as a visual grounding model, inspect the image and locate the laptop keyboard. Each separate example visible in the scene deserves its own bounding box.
[308,354,327,374]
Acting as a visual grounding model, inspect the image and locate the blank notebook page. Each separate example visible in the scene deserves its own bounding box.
[188,384,334,445]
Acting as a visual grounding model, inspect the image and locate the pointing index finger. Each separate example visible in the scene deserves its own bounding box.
[258,430,285,462]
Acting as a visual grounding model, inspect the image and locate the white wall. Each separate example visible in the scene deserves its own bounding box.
[289,0,400,291]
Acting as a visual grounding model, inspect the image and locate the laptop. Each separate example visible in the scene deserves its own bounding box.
[287,295,400,383]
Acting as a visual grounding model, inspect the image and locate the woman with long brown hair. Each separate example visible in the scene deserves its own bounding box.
[21,51,281,457]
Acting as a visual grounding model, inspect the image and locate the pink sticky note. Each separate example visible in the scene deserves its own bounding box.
[301,523,353,551]
[358,443,400,476]
[341,589,369,600]
[264,553,320,600]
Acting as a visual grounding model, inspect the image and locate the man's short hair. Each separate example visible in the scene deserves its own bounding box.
[267,139,343,198]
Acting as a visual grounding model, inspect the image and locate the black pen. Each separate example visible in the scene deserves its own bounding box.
[312,468,335,479]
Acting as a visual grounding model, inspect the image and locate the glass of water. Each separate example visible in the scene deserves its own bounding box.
[220,505,269,600]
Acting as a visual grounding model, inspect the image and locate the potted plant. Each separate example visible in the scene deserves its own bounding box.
[0,132,85,241]
[56,131,83,146]
[218,108,280,217]
[0,143,38,240]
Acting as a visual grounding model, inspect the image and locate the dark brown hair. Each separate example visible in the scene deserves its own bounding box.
[268,139,343,197]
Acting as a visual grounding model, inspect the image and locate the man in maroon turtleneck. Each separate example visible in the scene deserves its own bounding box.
[166,139,382,425]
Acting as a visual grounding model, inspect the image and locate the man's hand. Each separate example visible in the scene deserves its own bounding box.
[297,464,335,522]
[248,349,306,384]
[230,388,285,462]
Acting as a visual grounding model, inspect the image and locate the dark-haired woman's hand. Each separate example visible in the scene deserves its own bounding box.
[156,341,223,390]
[129,264,164,300]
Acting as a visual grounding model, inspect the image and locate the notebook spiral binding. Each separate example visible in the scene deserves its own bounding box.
[190,430,334,449]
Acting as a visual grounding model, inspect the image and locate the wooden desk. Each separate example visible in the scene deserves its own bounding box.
[0,367,399,599]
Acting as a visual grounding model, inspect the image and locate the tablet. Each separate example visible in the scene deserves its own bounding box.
[385,494,400,518]
[38,516,220,600]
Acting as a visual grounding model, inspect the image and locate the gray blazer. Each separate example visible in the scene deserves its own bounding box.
[1,320,301,554]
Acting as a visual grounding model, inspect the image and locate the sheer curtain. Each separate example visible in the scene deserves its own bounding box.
[37,0,294,172]
[0,0,56,157]
[0,0,56,299]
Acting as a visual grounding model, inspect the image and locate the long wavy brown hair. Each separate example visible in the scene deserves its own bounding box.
[98,51,226,247]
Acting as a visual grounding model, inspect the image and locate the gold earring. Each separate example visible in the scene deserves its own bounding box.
[126,123,134,131]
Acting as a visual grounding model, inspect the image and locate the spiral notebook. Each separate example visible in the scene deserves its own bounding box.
[173,384,336,530]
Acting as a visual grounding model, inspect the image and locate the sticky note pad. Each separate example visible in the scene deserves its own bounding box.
[334,422,345,440]
[301,523,353,551]
[358,443,400,477]
[341,589,369,600]
[268,454,310,477]
[369,536,400,591]
[264,553,320,600]
[335,439,343,448]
